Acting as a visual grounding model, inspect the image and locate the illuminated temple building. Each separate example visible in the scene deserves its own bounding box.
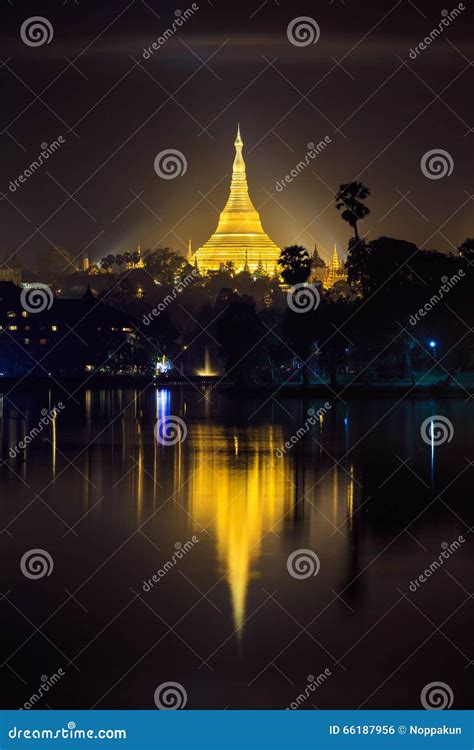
[320,245,347,289]
[194,125,281,274]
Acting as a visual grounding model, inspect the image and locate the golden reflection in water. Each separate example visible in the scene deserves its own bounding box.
[185,424,290,633]
[347,464,354,531]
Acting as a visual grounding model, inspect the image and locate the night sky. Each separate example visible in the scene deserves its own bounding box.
[0,0,472,270]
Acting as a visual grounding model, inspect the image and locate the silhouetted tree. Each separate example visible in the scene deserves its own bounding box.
[459,238,474,262]
[145,248,187,285]
[346,236,371,296]
[216,294,267,384]
[335,182,370,240]
[34,245,77,279]
[278,245,312,286]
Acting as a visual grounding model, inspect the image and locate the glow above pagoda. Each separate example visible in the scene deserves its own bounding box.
[194,125,281,274]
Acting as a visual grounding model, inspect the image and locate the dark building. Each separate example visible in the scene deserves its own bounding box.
[0,284,144,377]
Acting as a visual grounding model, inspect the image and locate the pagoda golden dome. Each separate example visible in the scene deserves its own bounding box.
[194,125,281,274]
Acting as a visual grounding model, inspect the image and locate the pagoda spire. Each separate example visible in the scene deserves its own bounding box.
[186,237,194,264]
[194,124,281,274]
[233,123,245,176]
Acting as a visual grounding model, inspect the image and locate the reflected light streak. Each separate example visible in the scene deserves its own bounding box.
[187,425,289,634]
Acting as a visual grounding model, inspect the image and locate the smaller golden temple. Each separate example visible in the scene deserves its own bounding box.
[193,125,281,274]
[323,245,347,288]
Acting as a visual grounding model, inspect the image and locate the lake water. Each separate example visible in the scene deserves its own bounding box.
[0,388,472,709]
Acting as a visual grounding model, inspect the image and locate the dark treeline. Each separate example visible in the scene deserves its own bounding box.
[3,183,472,387]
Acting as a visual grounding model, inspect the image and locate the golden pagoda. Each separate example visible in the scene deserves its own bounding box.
[194,125,281,274]
[323,244,347,288]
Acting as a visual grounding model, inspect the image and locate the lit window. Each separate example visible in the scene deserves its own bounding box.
[39,338,47,345]
[51,325,58,331]
[24,338,30,345]
[7,311,16,318]
[8,325,18,331]
[22,311,28,318]
[122,327,132,332]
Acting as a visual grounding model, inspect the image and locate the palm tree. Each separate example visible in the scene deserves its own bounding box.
[335,182,370,240]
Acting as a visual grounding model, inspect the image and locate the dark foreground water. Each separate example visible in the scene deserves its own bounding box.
[0,387,472,710]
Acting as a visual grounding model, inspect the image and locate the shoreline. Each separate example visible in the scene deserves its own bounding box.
[0,376,472,397]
